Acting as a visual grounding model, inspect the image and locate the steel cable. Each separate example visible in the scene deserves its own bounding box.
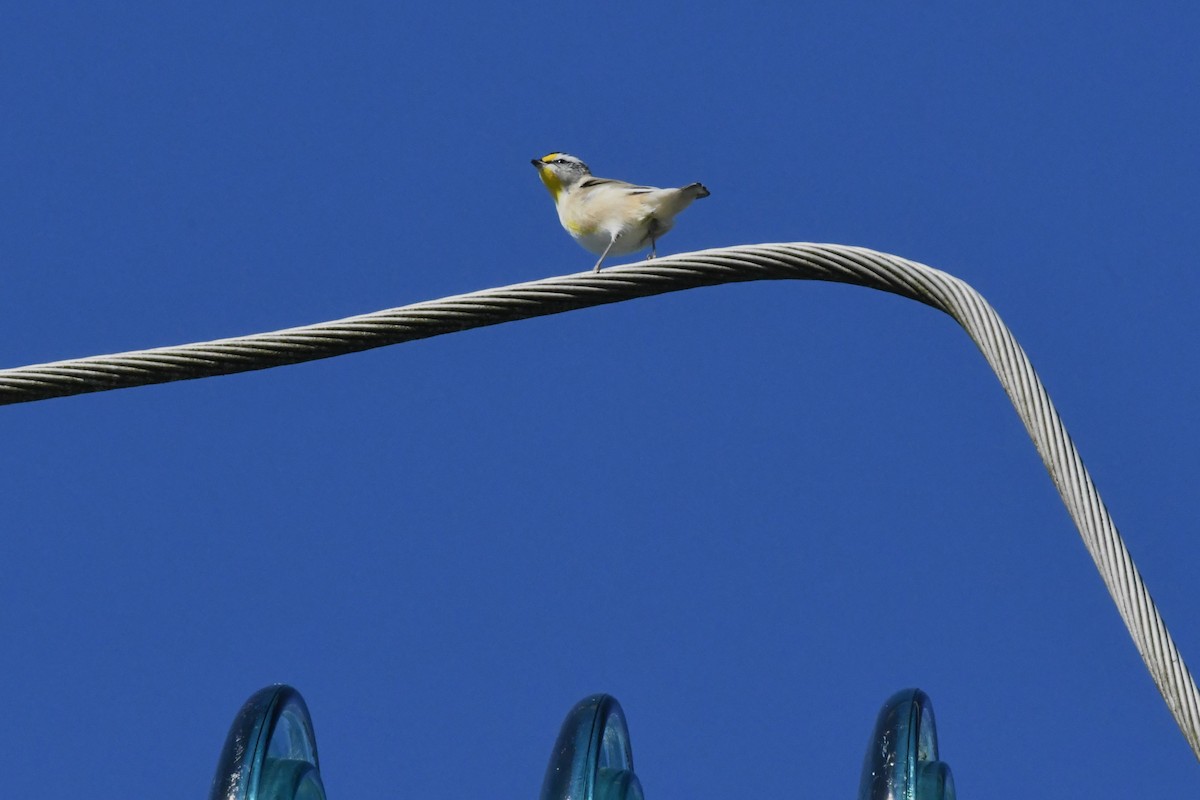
[2,242,1197,760]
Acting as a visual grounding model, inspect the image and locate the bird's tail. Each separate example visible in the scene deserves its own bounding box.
[684,182,711,199]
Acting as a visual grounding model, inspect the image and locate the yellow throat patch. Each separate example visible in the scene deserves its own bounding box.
[536,162,564,201]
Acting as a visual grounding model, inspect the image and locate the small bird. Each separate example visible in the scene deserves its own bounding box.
[531,153,710,272]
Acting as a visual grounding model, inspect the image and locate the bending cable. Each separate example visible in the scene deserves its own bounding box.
[2,242,1196,761]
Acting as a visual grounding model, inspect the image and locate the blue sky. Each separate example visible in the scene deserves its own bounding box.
[2,2,1198,796]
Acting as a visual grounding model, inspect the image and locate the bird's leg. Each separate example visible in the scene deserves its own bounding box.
[647,218,660,259]
[593,234,619,272]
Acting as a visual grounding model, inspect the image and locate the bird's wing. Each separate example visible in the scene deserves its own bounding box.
[577,177,659,195]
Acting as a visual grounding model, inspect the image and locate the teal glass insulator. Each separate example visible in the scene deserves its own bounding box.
[541,694,645,800]
[858,688,956,800]
[208,685,326,800]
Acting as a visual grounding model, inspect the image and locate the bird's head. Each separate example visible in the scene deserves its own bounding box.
[531,152,591,200]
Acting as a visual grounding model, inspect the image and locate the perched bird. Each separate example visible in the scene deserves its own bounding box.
[531,153,710,272]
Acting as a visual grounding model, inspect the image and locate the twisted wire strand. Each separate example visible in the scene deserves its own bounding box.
[2,242,1197,760]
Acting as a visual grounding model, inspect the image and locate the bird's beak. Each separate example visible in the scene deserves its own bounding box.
[531,158,544,168]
